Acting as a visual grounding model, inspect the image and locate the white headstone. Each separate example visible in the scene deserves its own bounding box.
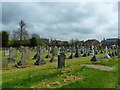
[4,49,10,56]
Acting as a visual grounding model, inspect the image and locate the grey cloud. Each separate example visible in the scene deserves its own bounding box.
[2,2,118,41]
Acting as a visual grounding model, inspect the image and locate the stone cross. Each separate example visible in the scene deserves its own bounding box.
[50,46,56,62]
[15,46,27,66]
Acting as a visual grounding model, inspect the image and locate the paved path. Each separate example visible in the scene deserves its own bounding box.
[80,64,114,71]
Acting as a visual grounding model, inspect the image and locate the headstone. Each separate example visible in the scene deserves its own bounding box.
[91,55,99,61]
[7,47,15,63]
[4,49,10,56]
[58,53,65,69]
[15,46,27,66]
[34,56,46,65]
[12,48,17,58]
[102,46,111,59]
[74,45,81,57]
[90,45,99,61]
[34,46,37,52]
[23,47,30,61]
[45,47,51,58]
[32,46,40,60]
[34,46,46,65]
[68,46,74,59]
[50,47,56,62]
[82,46,88,57]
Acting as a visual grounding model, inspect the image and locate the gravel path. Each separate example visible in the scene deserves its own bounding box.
[80,64,114,71]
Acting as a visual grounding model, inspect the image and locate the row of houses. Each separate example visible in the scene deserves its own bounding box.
[41,38,118,46]
[84,38,118,46]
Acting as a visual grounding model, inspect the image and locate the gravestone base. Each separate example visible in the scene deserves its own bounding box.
[7,58,15,63]
[74,52,80,58]
[82,53,87,57]
[91,55,99,61]
[45,55,51,58]
[50,58,56,62]
[34,58,46,65]
[16,60,27,66]
[95,51,98,55]
[68,54,74,59]
[32,54,40,60]
[102,54,111,59]
[87,52,90,56]
[67,50,70,52]
[81,51,83,54]
[100,51,103,54]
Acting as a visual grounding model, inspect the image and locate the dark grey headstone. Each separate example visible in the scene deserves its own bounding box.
[58,53,65,69]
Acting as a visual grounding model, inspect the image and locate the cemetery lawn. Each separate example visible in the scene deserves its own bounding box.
[2,51,119,88]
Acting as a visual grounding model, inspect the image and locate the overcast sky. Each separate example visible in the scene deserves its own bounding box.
[2,2,118,41]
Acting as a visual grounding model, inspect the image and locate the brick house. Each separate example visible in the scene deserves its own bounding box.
[85,39,100,46]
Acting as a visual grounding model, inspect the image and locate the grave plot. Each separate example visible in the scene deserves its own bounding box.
[80,64,114,71]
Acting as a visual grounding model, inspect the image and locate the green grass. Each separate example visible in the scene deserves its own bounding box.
[1,50,119,88]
